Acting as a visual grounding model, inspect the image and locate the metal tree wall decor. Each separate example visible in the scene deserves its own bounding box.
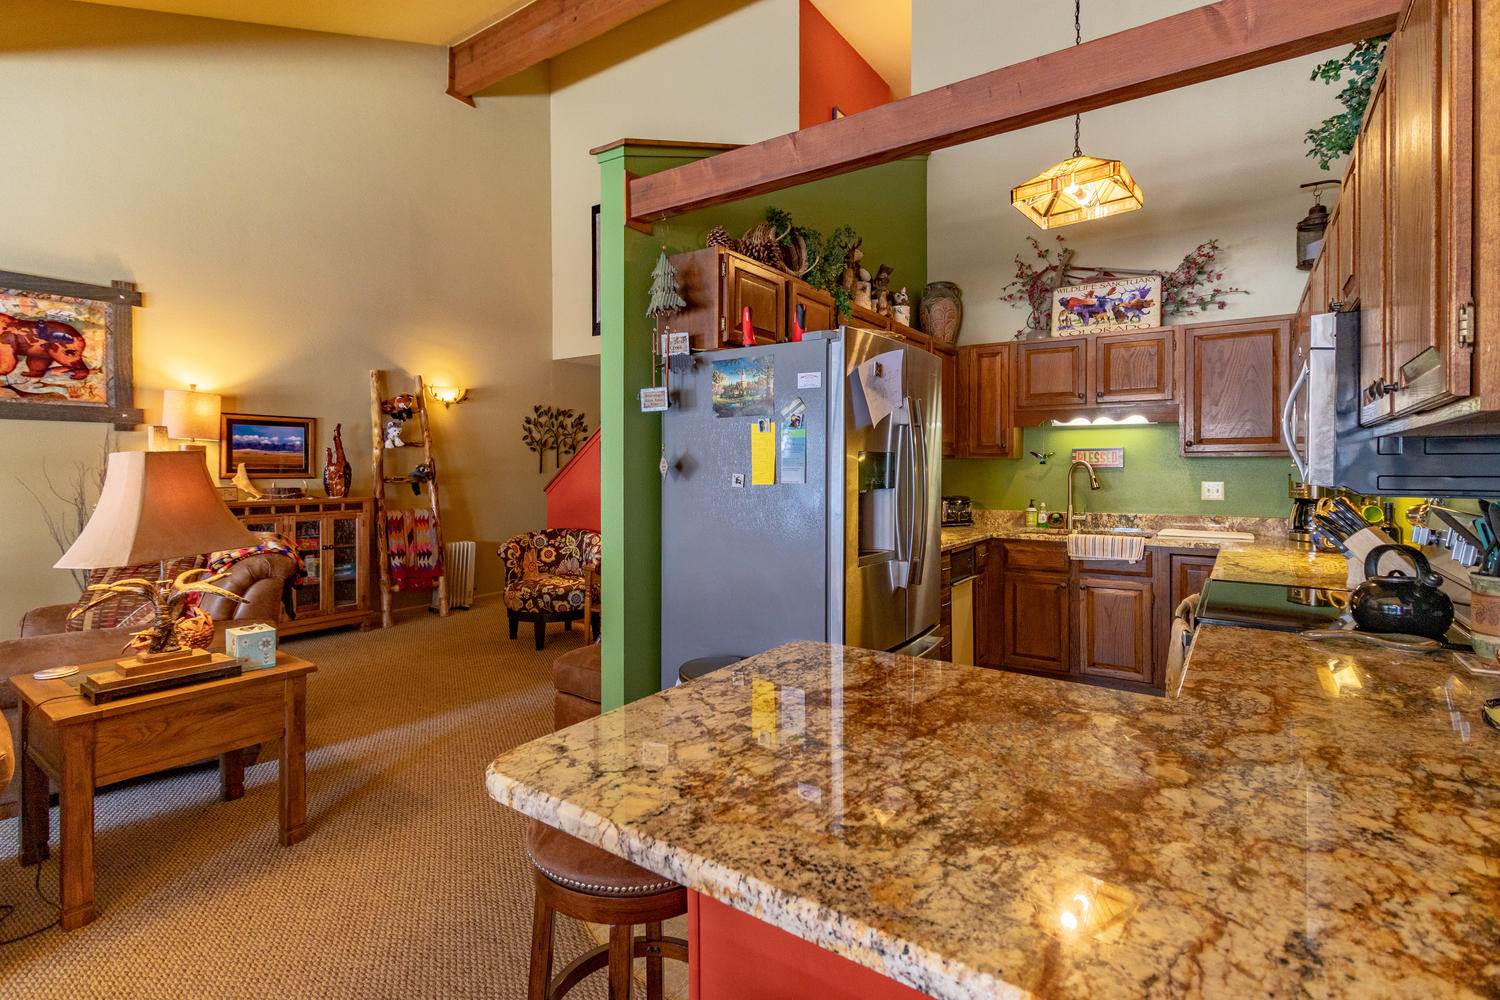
[521,405,590,473]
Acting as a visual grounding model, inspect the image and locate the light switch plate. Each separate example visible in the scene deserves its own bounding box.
[1201,481,1225,501]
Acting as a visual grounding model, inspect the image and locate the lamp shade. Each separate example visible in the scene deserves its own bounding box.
[56,451,256,570]
[162,385,221,441]
[1011,154,1144,230]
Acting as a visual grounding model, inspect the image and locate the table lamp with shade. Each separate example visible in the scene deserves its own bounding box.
[57,450,259,697]
[161,384,221,447]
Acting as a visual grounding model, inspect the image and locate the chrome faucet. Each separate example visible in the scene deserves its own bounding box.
[1066,459,1101,532]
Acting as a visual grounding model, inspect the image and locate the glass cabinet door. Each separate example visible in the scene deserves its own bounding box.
[292,516,324,615]
[329,513,363,611]
[242,516,281,537]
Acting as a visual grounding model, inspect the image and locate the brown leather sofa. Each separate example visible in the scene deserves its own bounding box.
[0,552,297,819]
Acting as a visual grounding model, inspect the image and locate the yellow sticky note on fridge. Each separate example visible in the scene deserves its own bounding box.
[750,419,776,485]
[751,677,777,748]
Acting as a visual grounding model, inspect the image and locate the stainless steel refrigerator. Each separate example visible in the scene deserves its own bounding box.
[660,327,942,689]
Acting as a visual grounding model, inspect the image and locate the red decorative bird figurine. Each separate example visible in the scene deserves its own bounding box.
[740,306,755,347]
[790,303,806,342]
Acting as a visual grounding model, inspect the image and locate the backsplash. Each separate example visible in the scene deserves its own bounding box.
[942,425,1294,516]
[972,508,1288,538]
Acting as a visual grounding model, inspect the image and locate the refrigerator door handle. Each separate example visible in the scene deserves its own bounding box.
[1282,360,1310,482]
[890,404,910,585]
[909,396,929,583]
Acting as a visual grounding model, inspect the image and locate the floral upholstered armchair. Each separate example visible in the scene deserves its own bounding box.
[500,529,601,650]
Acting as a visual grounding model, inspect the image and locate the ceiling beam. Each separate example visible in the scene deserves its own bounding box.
[449,0,675,101]
[627,0,1401,221]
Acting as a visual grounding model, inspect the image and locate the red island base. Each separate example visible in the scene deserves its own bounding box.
[688,891,930,999]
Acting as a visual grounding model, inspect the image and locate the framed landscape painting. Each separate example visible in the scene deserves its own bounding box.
[0,269,143,428]
[1050,275,1162,336]
[221,413,316,478]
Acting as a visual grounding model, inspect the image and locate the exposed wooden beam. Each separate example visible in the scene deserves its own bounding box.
[449,0,675,101]
[628,0,1402,220]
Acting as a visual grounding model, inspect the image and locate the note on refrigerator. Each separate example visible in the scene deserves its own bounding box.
[850,350,904,427]
[750,418,776,485]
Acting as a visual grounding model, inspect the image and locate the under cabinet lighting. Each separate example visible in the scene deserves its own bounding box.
[1051,415,1154,428]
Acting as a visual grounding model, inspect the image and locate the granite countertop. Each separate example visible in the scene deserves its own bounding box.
[487,632,1500,998]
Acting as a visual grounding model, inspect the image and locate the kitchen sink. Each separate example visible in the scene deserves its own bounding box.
[1095,527,1155,536]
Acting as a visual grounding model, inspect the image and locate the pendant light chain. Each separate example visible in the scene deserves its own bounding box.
[1072,0,1083,158]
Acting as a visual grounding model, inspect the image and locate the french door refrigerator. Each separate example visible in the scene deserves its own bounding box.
[660,327,942,690]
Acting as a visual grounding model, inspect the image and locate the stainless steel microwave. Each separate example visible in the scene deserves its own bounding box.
[1282,309,1500,497]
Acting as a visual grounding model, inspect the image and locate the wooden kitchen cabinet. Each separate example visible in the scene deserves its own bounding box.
[1001,571,1071,676]
[1356,69,1391,426]
[1181,317,1292,455]
[789,281,837,335]
[933,342,958,457]
[672,247,786,350]
[1075,576,1154,685]
[843,302,891,332]
[1170,552,1218,607]
[1014,339,1088,409]
[1093,327,1176,404]
[957,343,1020,458]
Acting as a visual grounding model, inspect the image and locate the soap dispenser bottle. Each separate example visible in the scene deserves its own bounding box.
[1037,499,1049,526]
[1025,499,1038,528]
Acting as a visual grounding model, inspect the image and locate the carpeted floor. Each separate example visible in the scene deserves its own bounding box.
[0,598,610,999]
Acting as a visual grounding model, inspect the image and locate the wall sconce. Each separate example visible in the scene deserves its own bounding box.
[426,385,469,408]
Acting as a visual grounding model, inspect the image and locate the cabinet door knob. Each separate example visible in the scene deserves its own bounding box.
[1076,392,1085,400]
[1185,439,1195,447]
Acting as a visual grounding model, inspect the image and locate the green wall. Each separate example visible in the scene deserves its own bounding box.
[598,145,928,710]
[942,424,1295,516]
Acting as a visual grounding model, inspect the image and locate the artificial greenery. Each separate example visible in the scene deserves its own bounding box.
[1304,37,1389,171]
[765,207,860,316]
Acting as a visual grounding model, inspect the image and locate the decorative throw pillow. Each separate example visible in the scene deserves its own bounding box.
[65,556,205,632]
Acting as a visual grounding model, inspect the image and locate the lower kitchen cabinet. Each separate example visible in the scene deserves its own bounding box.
[1000,571,1071,675]
[1076,576,1154,685]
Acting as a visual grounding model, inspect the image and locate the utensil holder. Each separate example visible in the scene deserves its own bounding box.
[1342,525,1402,588]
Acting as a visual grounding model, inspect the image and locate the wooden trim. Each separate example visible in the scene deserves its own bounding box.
[448,0,677,99]
[589,138,742,157]
[627,0,1403,220]
[623,172,653,235]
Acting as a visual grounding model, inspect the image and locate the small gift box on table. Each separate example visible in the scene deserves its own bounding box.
[226,623,278,669]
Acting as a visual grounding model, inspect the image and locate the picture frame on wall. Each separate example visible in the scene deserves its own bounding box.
[1050,275,1163,337]
[220,412,316,478]
[0,269,144,429]
[591,203,601,338]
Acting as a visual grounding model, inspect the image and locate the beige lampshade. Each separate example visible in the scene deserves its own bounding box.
[56,450,256,570]
[162,385,221,441]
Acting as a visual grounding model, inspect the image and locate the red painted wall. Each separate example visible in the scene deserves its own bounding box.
[544,429,600,532]
[689,892,928,1000]
[799,0,892,129]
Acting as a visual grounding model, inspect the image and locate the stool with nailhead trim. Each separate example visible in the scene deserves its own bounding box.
[525,819,687,999]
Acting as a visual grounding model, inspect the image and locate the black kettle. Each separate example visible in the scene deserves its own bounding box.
[1349,544,1455,640]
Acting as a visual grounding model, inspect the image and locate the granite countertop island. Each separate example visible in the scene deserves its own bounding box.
[488,628,1500,997]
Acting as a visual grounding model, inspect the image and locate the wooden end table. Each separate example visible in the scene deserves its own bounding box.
[10,652,316,930]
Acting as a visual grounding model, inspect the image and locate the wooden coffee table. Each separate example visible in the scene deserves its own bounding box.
[10,652,316,929]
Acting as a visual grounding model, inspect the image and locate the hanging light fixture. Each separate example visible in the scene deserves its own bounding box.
[1011,0,1144,230]
[1295,180,1340,270]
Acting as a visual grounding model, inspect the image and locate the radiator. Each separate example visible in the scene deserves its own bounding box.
[434,540,477,610]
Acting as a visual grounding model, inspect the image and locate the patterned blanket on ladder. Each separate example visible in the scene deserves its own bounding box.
[386,508,442,591]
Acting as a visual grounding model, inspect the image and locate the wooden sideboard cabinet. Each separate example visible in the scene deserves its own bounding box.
[227,496,374,636]
[1180,317,1293,456]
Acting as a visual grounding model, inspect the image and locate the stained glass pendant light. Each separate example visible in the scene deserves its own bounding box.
[1011,0,1144,230]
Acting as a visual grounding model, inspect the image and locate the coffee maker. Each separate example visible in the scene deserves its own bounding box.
[1288,476,1341,551]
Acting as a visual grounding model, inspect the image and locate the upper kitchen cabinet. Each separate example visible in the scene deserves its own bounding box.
[789,281,837,336]
[1331,0,1476,426]
[957,343,1020,458]
[1014,339,1088,410]
[672,247,786,350]
[932,342,959,457]
[1181,317,1292,456]
[844,302,891,332]
[1093,328,1176,404]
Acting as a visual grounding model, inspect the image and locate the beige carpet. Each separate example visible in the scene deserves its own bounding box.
[0,598,613,999]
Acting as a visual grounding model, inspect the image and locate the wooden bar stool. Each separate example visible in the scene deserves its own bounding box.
[526,820,688,999]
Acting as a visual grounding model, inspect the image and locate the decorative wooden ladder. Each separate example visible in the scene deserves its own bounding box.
[370,370,450,627]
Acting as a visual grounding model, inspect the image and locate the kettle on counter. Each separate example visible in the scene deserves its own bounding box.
[1349,544,1455,640]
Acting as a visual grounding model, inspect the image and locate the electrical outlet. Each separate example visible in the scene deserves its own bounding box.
[1201,481,1225,501]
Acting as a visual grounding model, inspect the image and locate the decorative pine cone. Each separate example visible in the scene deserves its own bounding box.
[705,224,736,251]
[738,222,785,270]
